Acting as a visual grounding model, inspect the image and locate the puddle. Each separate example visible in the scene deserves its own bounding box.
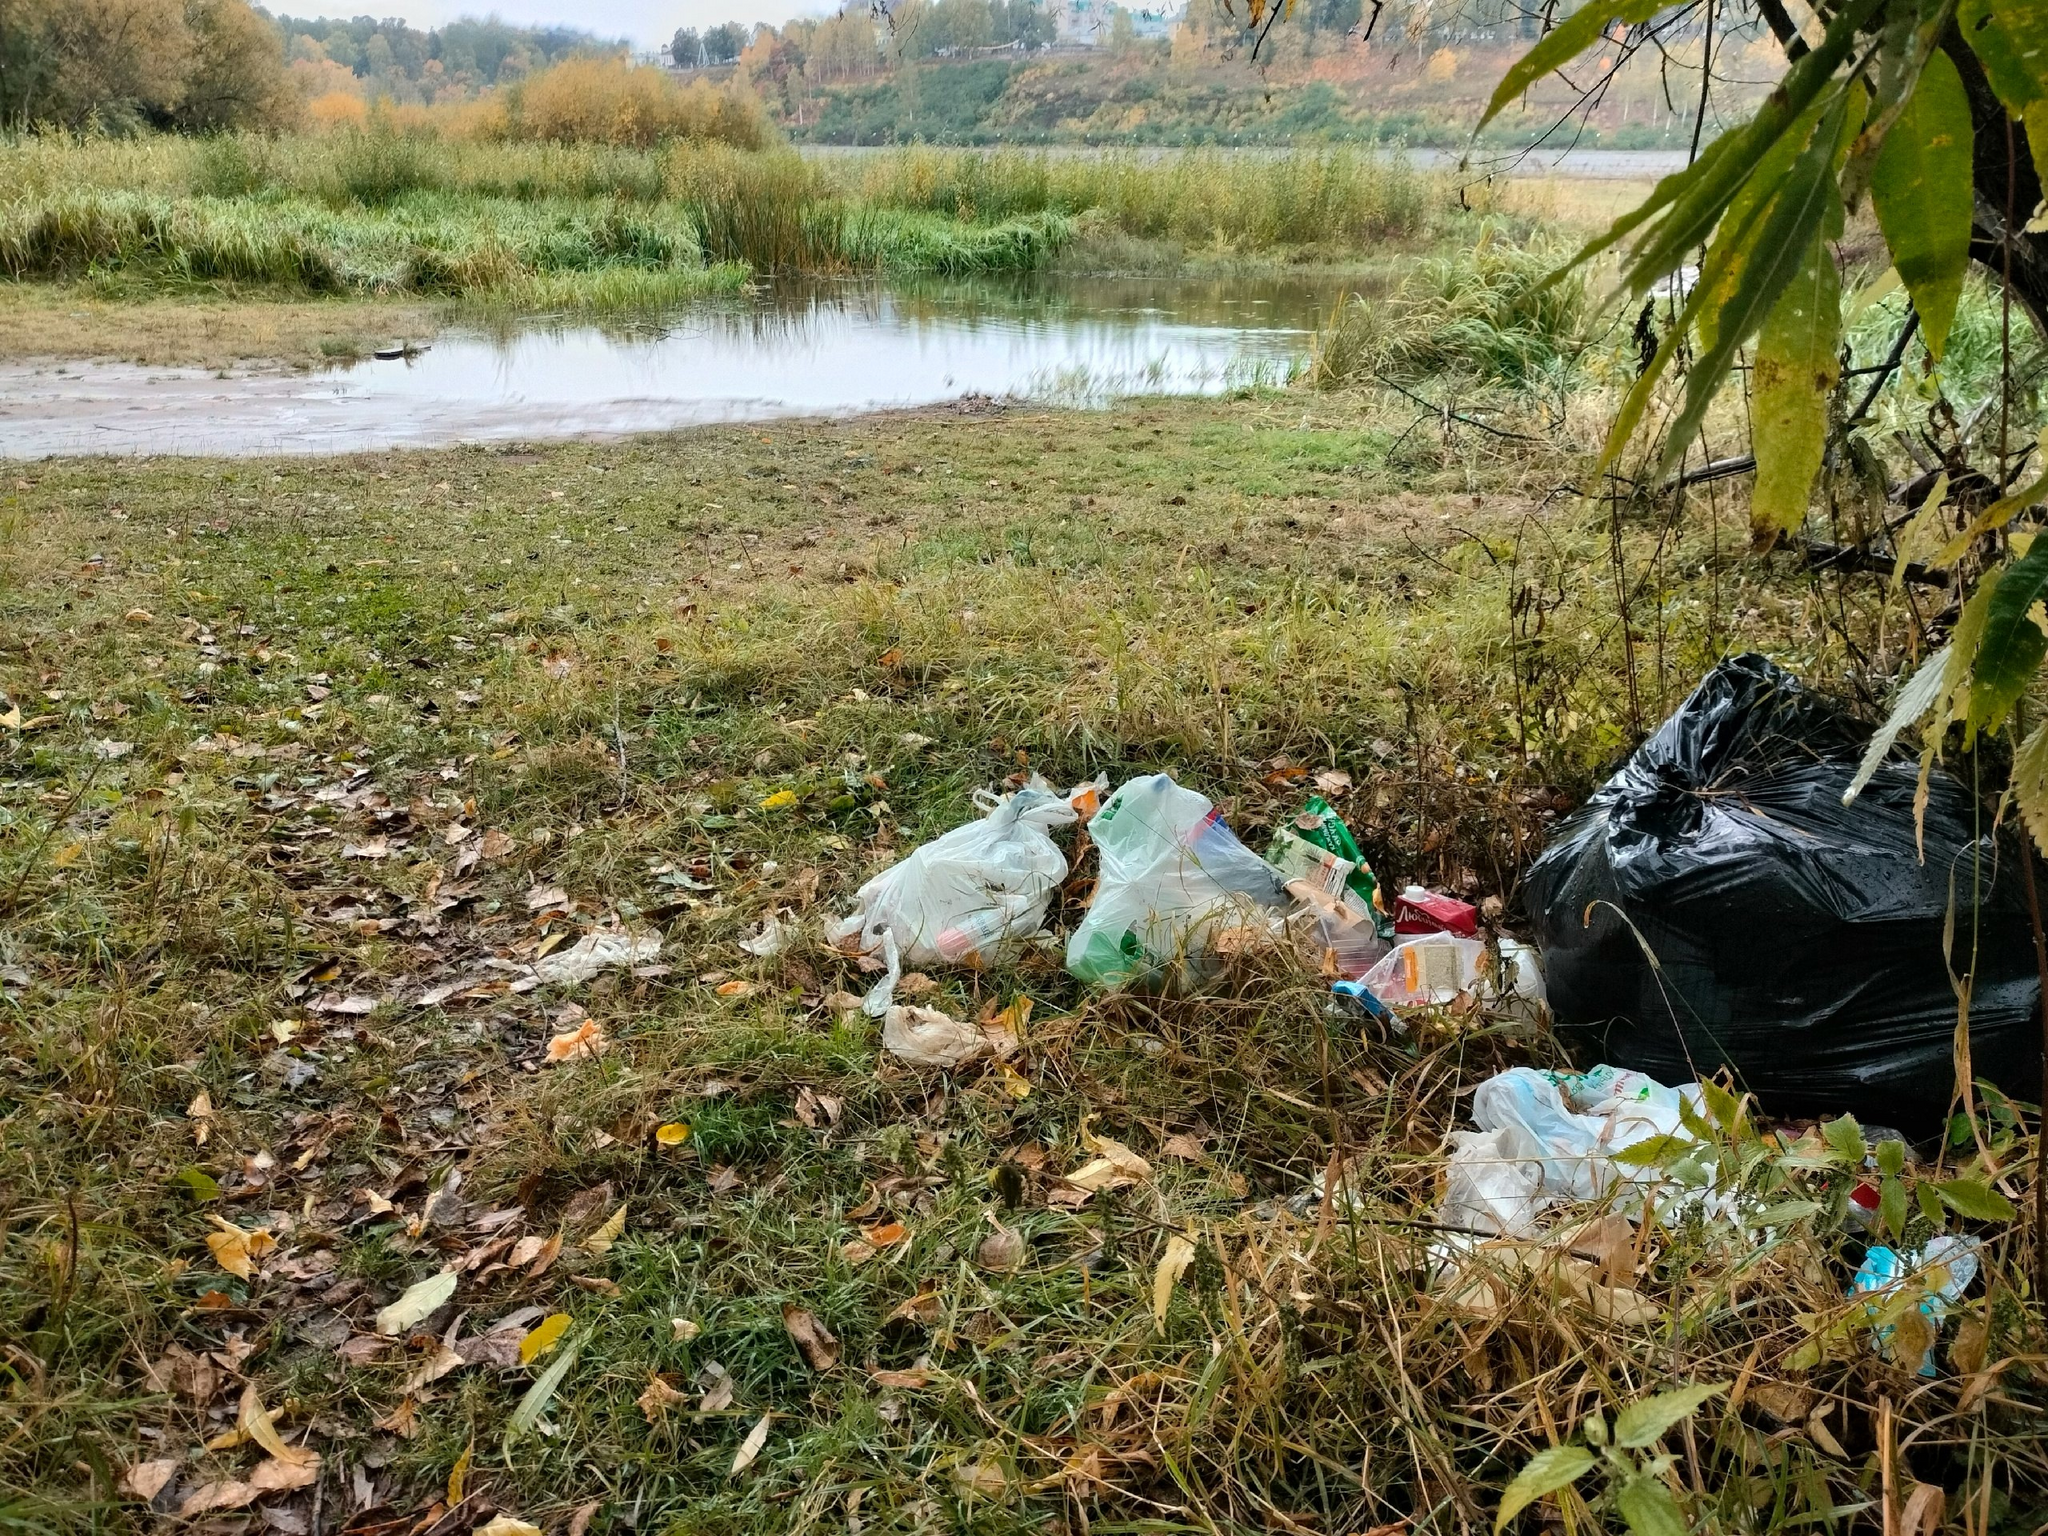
[0,274,1357,459]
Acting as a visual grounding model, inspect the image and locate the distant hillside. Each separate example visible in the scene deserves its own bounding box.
[784,36,1781,149]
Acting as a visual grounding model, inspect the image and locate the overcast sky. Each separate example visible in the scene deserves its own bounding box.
[339,0,839,49]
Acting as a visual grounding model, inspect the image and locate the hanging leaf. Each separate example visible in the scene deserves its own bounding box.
[1750,225,1842,539]
[1881,1176,1909,1239]
[1613,1381,1728,1448]
[2007,719,2048,855]
[1493,1445,1595,1532]
[1935,446,2048,565]
[1933,1177,2018,1221]
[1617,0,1880,297]
[1959,0,2046,115]
[1965,536,2048,737]
[1844,651,1950,805]
[1603,90,1853,477]
[1696,97,1832,359]
[1479,0,1662,129]
[1870,49,1974,359]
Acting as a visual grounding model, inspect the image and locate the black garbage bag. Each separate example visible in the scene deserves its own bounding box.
[1527,653,2041,1133]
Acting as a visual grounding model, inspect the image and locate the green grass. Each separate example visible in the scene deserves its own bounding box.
[0,136,1436,300]
[4,392,2043,1535]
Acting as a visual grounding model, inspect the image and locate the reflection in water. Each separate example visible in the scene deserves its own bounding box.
[0,273,1367,459]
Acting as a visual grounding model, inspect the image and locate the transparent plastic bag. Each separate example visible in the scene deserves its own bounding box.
[1066,773,1288,989]
[1358,933,1548,1015]
[1439,1124,1549,1237]
[829,776,1088,1015]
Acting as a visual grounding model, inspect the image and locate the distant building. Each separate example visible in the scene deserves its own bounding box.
[1055,0,1182,44]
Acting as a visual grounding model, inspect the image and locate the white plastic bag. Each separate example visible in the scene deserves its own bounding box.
[1439,1124,1549,1237]
[828,775,1085,1016]
[1065,774,1288,988]
[1470,1066,1706,1206]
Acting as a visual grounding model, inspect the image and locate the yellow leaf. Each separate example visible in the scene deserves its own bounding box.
[655,1122,691,1146]
[991,1060,1032,1100]
[584,1204,627,1255]
[472,1519,543,1536]
[1152,1232,1196,1332]
[760,789,798,811]
[520,1312,572,1365]
[205,1217,273,1279]
[239,1383,317,1468]
[51,842,83,869]
[447,1443,471,1506]
[544,1018,608,1065]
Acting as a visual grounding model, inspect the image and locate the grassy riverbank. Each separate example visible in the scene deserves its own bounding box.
[6,383,2043,1534]
[0,136,1433,327]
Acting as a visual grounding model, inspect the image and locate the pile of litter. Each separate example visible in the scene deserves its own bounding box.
[803,653,2035,1382]
[827,767,1520,1025]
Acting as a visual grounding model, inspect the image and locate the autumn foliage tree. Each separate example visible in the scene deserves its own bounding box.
[0,0,296,130]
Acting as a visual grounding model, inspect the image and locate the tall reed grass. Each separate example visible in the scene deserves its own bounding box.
[1312,229,1587,389]
[0,135,1434,297]
[833,145,1433,248]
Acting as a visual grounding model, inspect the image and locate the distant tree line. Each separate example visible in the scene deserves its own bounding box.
[675,0,1058,78]
[274,15,616,106]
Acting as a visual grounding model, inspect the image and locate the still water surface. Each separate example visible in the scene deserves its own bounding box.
[0,274,1356,459]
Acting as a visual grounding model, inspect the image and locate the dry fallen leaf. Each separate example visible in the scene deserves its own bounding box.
[881,1005,1015,1068]
[1064,1119,1153,1194]
[729,1412,772,1477]
[122,1458,179,1502]
[1313,768,1353,795]
[479,829,516,860]
[840,1238,877,1267]
[239,1383,317,1467]
[568,1502,601,1536]
[205,1217,275,1280]
[1159,1133,1206,1162]
[637,1375,687,1422]
[885,1291,942,1328]
[473,1517,544,1536]
[869,1368,933,1390]
[699,1367,736,1414]
[671,1318,700,1342]
[655,1122,690,1146]
[375,1396,422,1438]
[1152,1232,1197,1331]
[781,1304,840,1371]
[175,1455,319,1517]
[544,1017,609,1065]
[376,1269,458,1336]
[584,1203,628,1255]
[976,1218,1024,1274]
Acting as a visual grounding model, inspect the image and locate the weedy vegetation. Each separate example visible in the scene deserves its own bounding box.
[2,361,2045,1534]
